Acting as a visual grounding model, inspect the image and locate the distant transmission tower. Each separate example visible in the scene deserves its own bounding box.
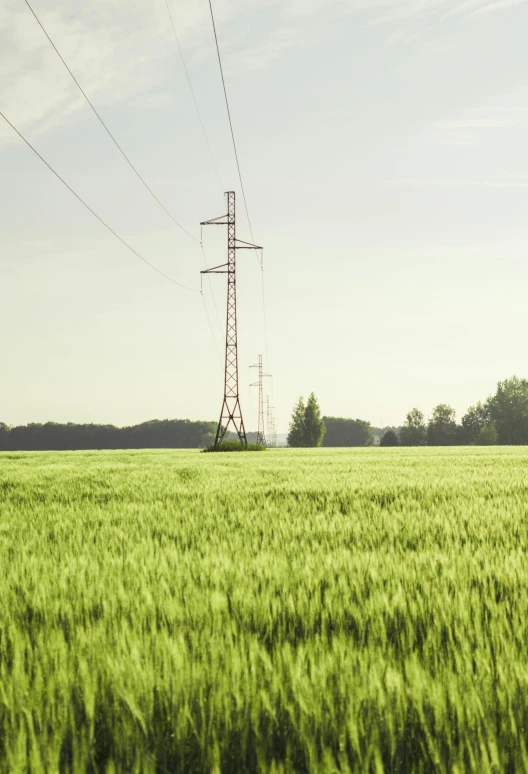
[201,192,262,447]
[265,395,277,447]
[250,355,271,446]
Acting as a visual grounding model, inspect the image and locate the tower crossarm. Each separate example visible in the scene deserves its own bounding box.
[200,263,229,274]
[235,239,263,250]
[200,214,229,226]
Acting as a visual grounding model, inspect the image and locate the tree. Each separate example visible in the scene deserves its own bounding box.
[303,393,326,447]
[0,423,8,451]
[486,376,528,445]
[287,397,306,448]
[427,404,458,446]
[476,423,498,446]
[380,430,399,447]
[287,395,326,448]
[399,408,426,446]
[322,417,373,447]
[462,402,490,445]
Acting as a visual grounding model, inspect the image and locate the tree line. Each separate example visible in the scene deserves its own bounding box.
[288,377,528,447]
[286,394,373,448]
[398,376,528,446]
[0,419,216,451]
[3,375,527,451]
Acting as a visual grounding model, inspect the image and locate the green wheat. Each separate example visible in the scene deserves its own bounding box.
[0,447,527,772]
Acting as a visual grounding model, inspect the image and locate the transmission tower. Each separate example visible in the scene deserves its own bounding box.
[250,355,271,446]
[201,192,262,447]
[265,395,277,448]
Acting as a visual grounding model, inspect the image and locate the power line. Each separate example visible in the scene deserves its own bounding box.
[3,112,226,361]
[260,251,271,372]
[4,109,225,366]
[164,0,224,193]
[23,0,198,243]
[201,293,223,366]
[1,111,199,293]
[207,0,255,243]
[207,0,272,396]
[200,242,223,334]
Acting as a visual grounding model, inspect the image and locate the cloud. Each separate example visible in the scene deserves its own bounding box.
[427,131,484,147]
[423,95,528,147]
[471,0,528,15]
[389,176,528,187]
[341,0,528,24]
[438,117,528,128]
[224,26,307,73]
[0,0,300,149]
[439,0,528,19]
[1,0,278,143]
[385,29,407,44]
[1,0,527,151]
[0,0,181,143]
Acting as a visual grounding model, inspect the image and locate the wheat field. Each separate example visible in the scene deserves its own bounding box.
[1,447,527,772]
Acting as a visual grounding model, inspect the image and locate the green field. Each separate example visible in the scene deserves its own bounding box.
[1,447,528,773]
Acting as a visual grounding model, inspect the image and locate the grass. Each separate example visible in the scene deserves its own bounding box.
[202,440,267,452]
[1,446,528,772]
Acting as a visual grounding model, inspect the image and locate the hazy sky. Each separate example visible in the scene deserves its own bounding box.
[1,0,528,433]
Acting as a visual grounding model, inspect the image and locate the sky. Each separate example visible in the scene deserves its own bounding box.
[1,0,528,433]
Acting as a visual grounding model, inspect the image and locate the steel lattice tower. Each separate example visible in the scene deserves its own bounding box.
[250,355,271,446]
[201,192,262,447]
[265,395,277,447]
[265,395,271,447]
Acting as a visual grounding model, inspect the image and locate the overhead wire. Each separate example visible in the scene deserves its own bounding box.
[207,0,256,247]
[22,0,229,360]
[162,0,230,348]
[3,106,224,362]
[1,111,199,293]
[20,0,271,379]
[23,0,198,243]
[207,0,273,398]
[201,293,223,366]
[4,108,226,364]
[163,0,227,348]
[164,0,224,194]
[260,250,270,378]
[200,242,223,334]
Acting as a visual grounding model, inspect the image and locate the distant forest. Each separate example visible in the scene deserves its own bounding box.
[306,376,528,448]
[2,376,528,451]
[322,417,374,447]
[0,420,216,451]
